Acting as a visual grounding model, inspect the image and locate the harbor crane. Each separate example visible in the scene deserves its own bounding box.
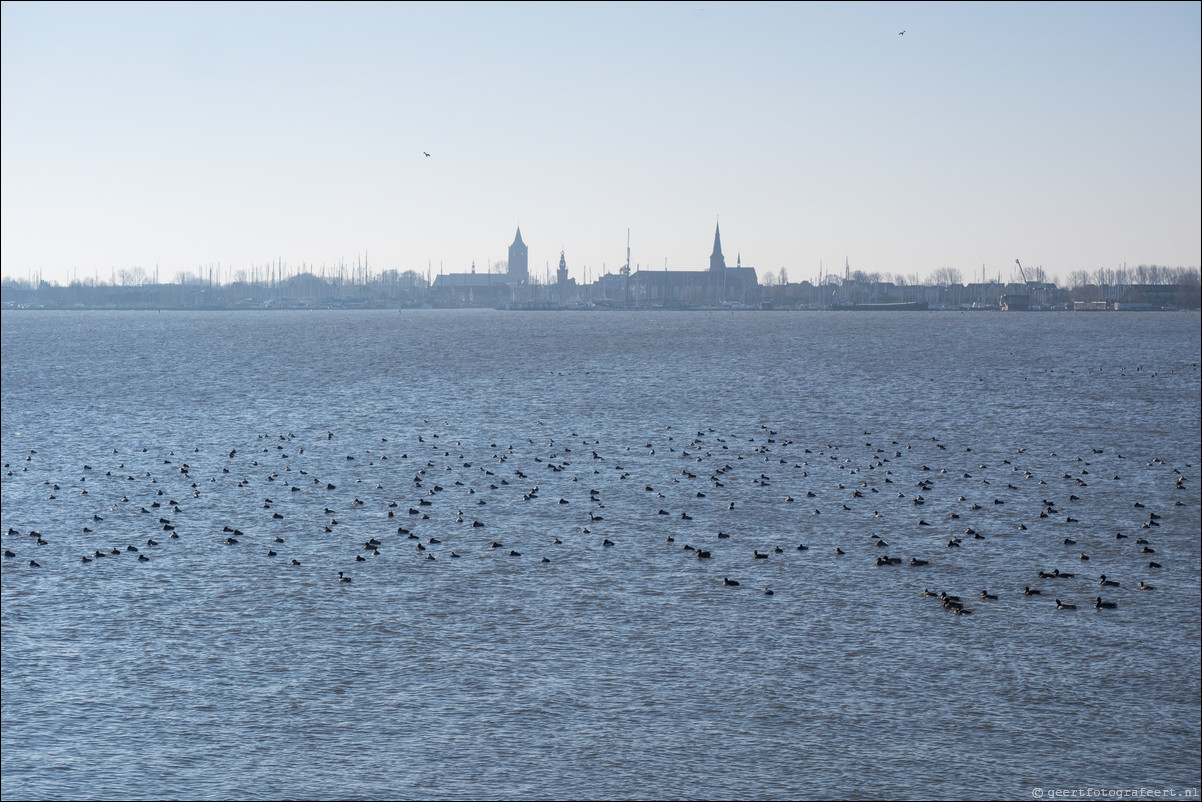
[1013,259,1042,310]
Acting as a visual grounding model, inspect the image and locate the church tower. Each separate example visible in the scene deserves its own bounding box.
[556,250,568,286]
[508,227,528,284]
[709,222,726,272]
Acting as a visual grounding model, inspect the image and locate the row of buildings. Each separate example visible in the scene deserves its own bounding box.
[427,225,1198,311]
[4,224,1198,310]
[431,224,761,308]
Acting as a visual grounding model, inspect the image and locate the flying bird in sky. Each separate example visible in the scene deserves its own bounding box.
[899,30,905,35]
[424,152,431,157]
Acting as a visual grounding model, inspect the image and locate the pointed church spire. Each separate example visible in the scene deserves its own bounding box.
[710,221,726,272]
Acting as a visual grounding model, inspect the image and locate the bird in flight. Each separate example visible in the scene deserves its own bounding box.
[898,30,905,35]
[424,152,431,157]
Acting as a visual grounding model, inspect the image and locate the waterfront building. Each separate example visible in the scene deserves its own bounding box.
[430,226,529,306]
[628,222,759,306]
[430,262,513,307]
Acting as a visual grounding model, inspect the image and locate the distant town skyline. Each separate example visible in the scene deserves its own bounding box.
[2,1,1199,288]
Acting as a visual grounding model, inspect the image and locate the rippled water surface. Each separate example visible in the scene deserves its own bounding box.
[2,310,1200,800]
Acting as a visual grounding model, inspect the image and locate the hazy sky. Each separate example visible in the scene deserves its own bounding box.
[2,1,1199,286]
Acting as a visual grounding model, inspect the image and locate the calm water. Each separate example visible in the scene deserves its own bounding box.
[2,310,1200,801]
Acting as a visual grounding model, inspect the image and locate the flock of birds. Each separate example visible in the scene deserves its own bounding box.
[2,419,1191,619]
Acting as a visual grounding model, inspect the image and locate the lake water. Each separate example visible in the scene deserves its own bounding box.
[2,309,1199,801]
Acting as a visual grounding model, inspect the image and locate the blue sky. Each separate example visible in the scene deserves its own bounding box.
[2,1,1199,286]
